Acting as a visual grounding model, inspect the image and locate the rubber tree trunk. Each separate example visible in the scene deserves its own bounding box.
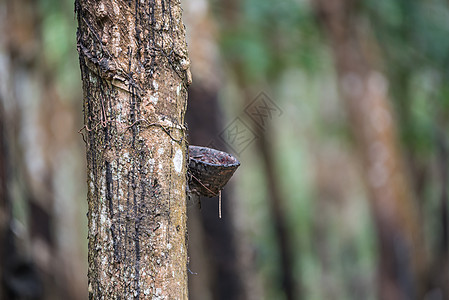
[314,0,425,298]
[181,1,251,298]
[216,0,297,296]
[76,0,191,298]
[0,102,8,300]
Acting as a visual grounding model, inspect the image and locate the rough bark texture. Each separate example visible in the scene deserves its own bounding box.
[76,0,190,298]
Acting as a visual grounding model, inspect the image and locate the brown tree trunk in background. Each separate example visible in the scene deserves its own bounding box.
[433,130,449,297]
[0,102,8,299]
[214,0,299,297]
[186,86,246,300]
[76,0,190,297]
[0,1,83,298]
[314,0,425,299]
[245,90,297,300]
[257,132,296,300]
[218,0,298,298]
[181,1,251,298]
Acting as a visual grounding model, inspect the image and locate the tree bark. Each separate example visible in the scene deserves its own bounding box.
[76,0,190,298]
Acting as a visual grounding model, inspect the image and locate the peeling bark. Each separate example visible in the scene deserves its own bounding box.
[76,0,190,298]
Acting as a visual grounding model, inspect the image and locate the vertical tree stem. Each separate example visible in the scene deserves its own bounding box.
[76,0,191,298]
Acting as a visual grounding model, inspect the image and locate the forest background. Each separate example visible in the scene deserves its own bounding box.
[0,0,448,299]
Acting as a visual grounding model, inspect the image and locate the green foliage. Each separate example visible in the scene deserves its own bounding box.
[365,0,449,155]
[219,0,323,82]
[31,0,449,297]
[39,0,81,100]
[222,0,449,298]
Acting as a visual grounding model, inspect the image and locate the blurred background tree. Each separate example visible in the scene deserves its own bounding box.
[1,0,448,299]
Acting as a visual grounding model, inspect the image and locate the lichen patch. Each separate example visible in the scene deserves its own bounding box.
[173,148,183,174]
